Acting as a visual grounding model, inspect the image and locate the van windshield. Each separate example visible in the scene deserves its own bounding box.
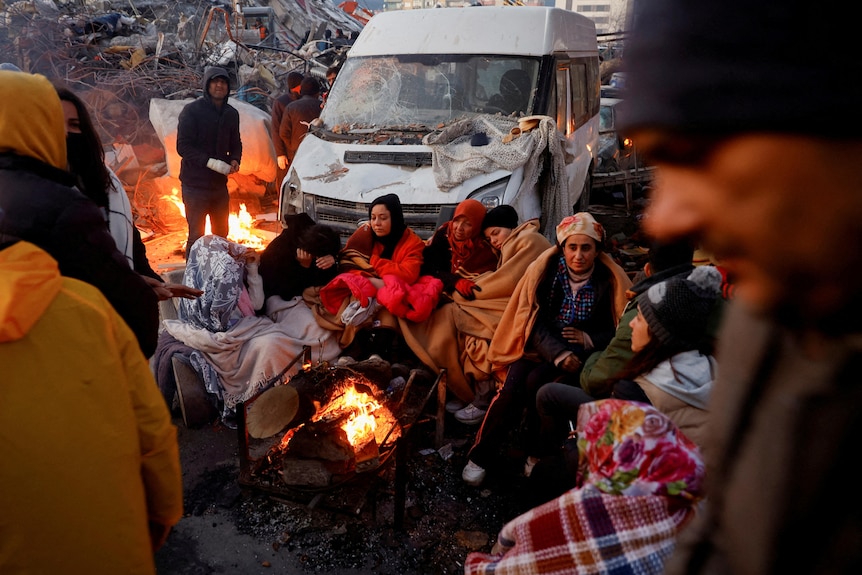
[321,54,541,129]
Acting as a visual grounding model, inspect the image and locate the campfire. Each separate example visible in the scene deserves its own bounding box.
[242,363,406,490]
[161,188,273,250]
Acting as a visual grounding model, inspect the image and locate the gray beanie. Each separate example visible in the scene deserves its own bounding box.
[620,0,859,137]
[638,266,722,349]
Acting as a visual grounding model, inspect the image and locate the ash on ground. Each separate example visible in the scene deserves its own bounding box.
[157,403,539,575]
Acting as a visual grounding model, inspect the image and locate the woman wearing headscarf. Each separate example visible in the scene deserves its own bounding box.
[464,399,705,575]
[462,212,631,486]
[400,205,552,410]
[421,198,497,300]
[314,193,437,348]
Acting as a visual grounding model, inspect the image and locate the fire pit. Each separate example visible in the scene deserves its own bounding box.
[235,353,443,526]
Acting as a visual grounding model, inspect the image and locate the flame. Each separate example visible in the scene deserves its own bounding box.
[311,385,381,447]
[227,204,267,250]
[160,189,268,249]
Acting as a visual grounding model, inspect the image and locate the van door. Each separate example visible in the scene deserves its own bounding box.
[548,55,600,212]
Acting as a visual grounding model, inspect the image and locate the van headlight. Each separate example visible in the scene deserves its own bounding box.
[284,169,303,214]
[469,177,509,210]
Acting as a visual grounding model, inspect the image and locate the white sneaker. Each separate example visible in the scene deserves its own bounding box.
[445,398,467,414]
[523,456,540,478]
[462,460,486,486]
[454,403,487,425]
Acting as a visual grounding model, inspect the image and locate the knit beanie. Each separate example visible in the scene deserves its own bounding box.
[299,77,321,96]
[619,0,860,137]
[638,266,722,349]
[481,205,519,231]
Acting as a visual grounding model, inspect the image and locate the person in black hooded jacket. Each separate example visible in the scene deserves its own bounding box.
[0,70,159,358]
[176,66,242,258]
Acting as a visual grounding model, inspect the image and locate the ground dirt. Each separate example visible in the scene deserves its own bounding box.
[153,385,539,575]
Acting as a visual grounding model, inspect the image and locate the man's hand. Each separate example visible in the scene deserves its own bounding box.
[142,275,202,301]
[163,284,204,299]
[230,160,240,174]
[277,155,288,170]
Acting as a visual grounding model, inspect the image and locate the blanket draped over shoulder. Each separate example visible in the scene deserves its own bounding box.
[400,220,551,402]
[487,248,632,380]
[164,295,340,412]
[465,400,705,575]
[423,115,573,242]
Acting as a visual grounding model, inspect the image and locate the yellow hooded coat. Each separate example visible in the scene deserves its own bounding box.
[0,242,183,574]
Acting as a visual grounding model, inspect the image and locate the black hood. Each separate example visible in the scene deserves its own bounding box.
[202,66,231,104]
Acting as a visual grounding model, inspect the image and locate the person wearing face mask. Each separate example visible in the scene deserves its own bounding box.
[0,70,159,357]
[55,85,202,303]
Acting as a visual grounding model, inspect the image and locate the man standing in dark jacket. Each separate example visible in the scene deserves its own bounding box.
[278,77,322,171]
[0,70,159,358]
[176,66,242,258]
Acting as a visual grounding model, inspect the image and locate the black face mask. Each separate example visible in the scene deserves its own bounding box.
[65,132,108,207]
[65,132,87,175]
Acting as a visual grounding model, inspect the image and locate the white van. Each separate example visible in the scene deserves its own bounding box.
[279,6,600,239]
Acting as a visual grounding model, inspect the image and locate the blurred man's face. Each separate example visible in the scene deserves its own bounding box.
[637,132,862,328]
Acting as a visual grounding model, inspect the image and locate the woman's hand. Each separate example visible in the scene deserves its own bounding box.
[296,248,313,268]
[315,254,336,270]
[562,326,585,345]
[369,277,385,289]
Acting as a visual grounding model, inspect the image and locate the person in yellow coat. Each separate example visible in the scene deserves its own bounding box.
[0,240,183,575]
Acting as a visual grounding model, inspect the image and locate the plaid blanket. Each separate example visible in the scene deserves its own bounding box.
[465,485,694,575]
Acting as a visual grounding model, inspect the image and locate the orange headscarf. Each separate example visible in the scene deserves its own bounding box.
[447,199,486,272]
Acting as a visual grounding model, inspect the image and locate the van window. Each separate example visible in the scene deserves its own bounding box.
[570,62,588,127]
[321,54,541,128]
[555,64,572,134]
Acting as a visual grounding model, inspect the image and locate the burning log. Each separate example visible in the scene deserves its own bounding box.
[252,363,402,487]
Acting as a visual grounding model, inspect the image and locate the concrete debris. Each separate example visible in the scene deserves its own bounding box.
[0,0,368,238]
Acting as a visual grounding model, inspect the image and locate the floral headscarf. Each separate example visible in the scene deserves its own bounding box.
[555,212,604,246]
[576,399,705,500]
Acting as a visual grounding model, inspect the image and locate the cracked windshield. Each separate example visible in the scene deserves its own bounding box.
[322,55,540,128]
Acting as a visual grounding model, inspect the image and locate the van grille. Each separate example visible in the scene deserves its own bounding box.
[312,195,455,241]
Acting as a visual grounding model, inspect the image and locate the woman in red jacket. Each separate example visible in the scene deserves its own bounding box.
[317,194,441,350]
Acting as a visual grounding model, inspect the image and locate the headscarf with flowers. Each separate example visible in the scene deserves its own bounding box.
[576,398,705,500]
[555,211,605,247]
[465,399,705,575]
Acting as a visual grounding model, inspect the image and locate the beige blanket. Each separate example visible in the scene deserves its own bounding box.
[487,249,632,377]
[164,295,341,409]
[400,220,551,402]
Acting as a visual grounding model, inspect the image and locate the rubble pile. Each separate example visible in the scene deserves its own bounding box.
[0,0,363,246]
